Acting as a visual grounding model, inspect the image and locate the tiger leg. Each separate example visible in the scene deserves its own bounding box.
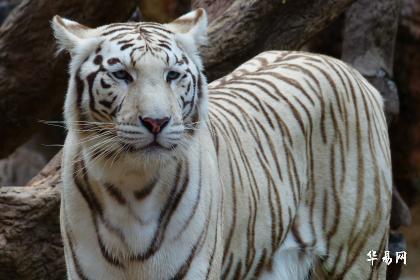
[60,203,79,280]
[320,228,388,279]
[62,237,79,280]
[259,233,316,280]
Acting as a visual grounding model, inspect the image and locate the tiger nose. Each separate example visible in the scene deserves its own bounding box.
[140,116,170,134]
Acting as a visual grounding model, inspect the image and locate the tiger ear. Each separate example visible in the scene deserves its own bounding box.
[165,8,208,47]
[51,16,93,54]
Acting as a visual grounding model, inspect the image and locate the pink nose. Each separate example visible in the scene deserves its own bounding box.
[140,117,170,134]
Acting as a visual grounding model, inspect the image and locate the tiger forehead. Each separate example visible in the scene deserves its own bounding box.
[101,22,174,44]
[97,23,186,67]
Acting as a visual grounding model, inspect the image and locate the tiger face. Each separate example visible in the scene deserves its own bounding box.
[53,9,208,162]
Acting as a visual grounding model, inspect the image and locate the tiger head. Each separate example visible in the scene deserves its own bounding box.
[52,9,208,164]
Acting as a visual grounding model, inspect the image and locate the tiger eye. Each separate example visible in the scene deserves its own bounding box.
[166,71,180,82]
[112,70,133,84]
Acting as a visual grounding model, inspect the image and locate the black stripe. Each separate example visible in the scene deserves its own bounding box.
[104,183,126,204]
[133,179,156,200]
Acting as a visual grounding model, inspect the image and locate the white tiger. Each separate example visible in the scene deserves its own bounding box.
[53,8,392,280]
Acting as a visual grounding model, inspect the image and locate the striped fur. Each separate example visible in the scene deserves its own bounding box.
[53,9,392,280]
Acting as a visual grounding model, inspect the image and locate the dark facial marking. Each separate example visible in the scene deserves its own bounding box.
[94,55,103,65]
[87,70,108,120]
[99,100,113,109]
[121,43,135,51]
[186,82,191,95]
[102,27,134,36]
[107,58,121,65]
[117,38,134,45]
[101,78,111,89]
[76,70,84,110]
[157,43,171,51]
[182,54,189,65]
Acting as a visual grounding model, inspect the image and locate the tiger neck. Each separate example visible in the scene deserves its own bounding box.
[66,126,217,263]
[76,130,203,204]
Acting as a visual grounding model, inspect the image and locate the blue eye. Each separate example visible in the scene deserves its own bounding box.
[112,70,133,83]
[166,71,180,82]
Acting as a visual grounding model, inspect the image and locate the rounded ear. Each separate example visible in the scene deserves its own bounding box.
[165,8,208,47]
[51,16,93,54]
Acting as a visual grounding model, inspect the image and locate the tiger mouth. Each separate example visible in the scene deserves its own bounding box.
[121,141,176,153]
[143,141,171,150]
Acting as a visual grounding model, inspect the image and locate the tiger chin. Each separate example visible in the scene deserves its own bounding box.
[54,8,392,280]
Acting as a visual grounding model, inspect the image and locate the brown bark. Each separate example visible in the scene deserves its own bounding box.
[390,0,420,207]
[0,0,22,24]
[0,0,136,159]
[342,0,402,121]
[139,0,191,22]
[0,152,62,279]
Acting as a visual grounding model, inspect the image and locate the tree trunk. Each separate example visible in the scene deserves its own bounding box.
[0,152,62,280]
[342,0,402,121]
[138,0,191,23]
[391,0,420,206]
[389,9,420,275]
